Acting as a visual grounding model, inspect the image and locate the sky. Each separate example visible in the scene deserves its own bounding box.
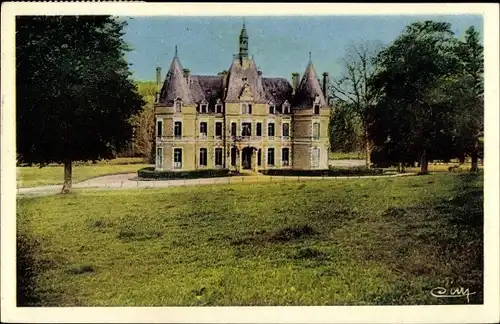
[122,15,483,82]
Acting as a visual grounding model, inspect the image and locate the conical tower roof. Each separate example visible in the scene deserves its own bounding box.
[292,58,327,109]
[158,49,195,105]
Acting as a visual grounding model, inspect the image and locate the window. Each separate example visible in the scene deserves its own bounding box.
[242,103,252,114]
[312,122,320,140]
[200,103,208,114]
[174,148,182,169]
[175,101,182,113]
[174,121,182,138]
[215,148,223,166]
[311,147,320,168]
[215,103,223,114]
[283,103,291,114]
[215,122,223,138]
[231,147,237,166]
[199,148,207,166]
[256,122,262,137]
[282,123,290,138]
[231,122,237,137]
[199,122,207,138]
[282,148,290,166]
[156,120,163,137]
[267,122,275,138]
[241,122,252,137]
[257,149,262,166]
[267,148,275,166]
[314,104,320,115]
[269,103,275,114]
[156,147,163,169]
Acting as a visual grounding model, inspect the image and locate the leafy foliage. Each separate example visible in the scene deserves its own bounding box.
[368,21,483,172]
[16,16,145,167]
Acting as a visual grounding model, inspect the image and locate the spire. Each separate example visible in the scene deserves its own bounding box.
[292,58,327,109]
[239,19,249,58]
[158,51,194,105]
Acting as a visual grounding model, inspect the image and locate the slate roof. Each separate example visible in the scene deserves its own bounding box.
[224,56,267,103]
[261,77,293,109]
[292,61,327,109]
[158,54,195,105]
[159,52,326,110]
[188,75,224,106]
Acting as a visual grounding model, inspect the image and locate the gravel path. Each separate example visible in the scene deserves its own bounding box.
[17,168,415,197]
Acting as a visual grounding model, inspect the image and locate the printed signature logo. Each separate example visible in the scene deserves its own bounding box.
[430,287,477,303]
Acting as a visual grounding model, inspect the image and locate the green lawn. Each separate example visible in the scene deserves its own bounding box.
[17,172,483,306]
[329,151,365,160]
[17,160,150,188]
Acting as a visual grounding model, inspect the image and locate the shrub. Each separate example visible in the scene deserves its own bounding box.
[261,167,383,177]
[137,167,230,180]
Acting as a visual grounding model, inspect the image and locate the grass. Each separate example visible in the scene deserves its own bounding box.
[17,158,150,188]
[329,151,364,160]
[17,172,483,306]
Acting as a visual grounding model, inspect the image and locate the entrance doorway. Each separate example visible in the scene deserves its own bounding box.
[242,147,253,170]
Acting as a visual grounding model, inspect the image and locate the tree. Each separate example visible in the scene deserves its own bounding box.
[370,21,459,173]
[328,102,363,153]
[128,81,157,161]
[452,26,484,172]
[330,40,384,168]
[16,16,145,192]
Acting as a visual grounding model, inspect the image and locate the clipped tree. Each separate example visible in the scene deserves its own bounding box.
[16,16,145,192]
[370,21,459,173]
[330,40,384,168]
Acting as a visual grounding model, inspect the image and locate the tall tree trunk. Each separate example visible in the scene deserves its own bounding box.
[470,151,479,172]
[364,127,371,169]
[419,150,428,174]
[61,159,72,193]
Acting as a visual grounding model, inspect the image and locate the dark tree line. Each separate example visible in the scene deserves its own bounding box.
[329,21,483,173]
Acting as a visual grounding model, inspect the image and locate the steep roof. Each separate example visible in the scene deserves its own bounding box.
[158,54,195,105]
[224,56,267,103]
[262,77,293,108]
[189,75,224,105]
[292,60,327,109]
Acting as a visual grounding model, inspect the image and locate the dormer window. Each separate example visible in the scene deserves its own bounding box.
[200,103,208,114]
[269,102,276,115]
[242,102,252,114]
[283,101,291,114]
[215,100,223,114]
[314,104,320,115]
[174,99,182,113]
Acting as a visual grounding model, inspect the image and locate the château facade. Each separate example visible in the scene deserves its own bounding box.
[154,23,331,172]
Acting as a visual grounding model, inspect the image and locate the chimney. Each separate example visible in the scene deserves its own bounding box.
[322,72,330,99]
[218,70,228,89]
[183,68,190,80]
[155,67,161,103]
[291,73,300,94]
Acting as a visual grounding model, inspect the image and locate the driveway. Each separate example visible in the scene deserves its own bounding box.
[17,170,414,197]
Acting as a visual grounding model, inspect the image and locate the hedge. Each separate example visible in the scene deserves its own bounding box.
[260,167,384,177]
[138,167,230,180]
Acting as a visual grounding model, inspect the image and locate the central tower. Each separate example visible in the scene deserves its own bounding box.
[239,20,248,58]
